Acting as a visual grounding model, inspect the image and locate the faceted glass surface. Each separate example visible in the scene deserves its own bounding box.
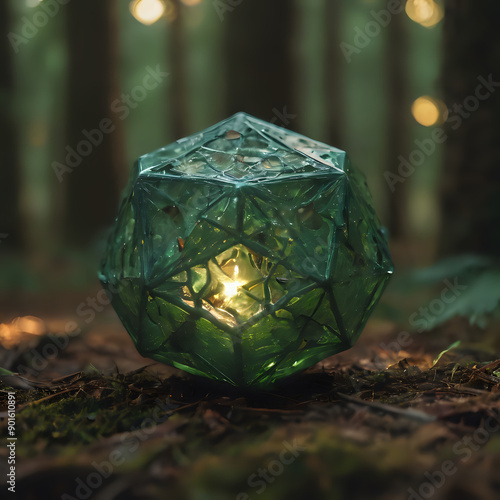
[99,112,393,388]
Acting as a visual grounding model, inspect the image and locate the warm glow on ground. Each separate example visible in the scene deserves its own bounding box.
[0,316,46,349]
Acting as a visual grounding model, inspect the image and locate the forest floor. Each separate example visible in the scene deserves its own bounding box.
[1,286,500,500]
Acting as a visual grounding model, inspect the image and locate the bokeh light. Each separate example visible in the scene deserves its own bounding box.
[130,0,166,25]
[411,96,447,126]
[405,0,444,28]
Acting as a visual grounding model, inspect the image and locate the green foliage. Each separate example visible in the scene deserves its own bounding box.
[413,254,500,329]
[432,340,461,367]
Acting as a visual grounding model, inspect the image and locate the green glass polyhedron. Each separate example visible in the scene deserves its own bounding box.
[99,112,393,388]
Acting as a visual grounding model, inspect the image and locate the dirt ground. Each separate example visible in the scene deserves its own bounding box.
[1,286,500,500]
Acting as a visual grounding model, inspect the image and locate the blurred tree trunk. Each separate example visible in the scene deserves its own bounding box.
[169,0,189,138]
[0,2,21,250]
[64,0,125,246]
[224,0,294,124]
[325,0,344,148]
[440,1,500,256]
[181,0,226,131]
[293,0,345,149]
[385,11,411,241]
